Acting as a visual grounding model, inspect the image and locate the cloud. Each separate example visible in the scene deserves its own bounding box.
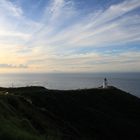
[0,0,140,72]
[0,0,41,44]
[0,64,28,68]
[30,0,140,50]
[0,0,23,18]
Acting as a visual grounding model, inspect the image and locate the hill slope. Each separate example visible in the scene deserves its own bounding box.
[0,86,140,140]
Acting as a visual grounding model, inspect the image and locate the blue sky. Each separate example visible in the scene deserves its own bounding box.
[0,0,140,73]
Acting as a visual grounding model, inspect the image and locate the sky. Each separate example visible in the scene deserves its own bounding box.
[0,0,140,73]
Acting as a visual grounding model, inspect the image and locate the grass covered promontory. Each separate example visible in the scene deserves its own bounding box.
[0,86,140,140]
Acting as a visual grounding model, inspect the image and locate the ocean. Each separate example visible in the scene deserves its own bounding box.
[0,73,139,97]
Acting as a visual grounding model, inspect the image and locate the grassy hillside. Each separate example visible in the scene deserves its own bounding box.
[0,86,140,140]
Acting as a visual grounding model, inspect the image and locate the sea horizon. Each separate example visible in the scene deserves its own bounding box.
[0,72,139,97]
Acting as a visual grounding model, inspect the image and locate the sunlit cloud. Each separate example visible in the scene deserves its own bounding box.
[0,0,140,73]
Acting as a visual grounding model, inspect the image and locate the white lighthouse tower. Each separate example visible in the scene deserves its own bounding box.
[103,78,108,88]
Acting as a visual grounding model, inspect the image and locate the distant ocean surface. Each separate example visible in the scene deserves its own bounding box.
[0,73,139,97]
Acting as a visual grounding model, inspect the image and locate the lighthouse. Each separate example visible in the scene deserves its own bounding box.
[103,78,108,88]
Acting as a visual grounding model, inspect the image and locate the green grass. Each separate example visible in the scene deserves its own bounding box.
[0,94,45,140]
[0,86,140,140]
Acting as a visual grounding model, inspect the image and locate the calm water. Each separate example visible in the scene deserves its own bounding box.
[0,73,139,97]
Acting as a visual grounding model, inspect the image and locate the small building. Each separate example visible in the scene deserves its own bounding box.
[103,78,108,88]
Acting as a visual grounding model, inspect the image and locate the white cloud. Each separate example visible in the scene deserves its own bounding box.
[30,0,140,50]
[0,0,23,17]
[22,0,140,72]
[0,0,140,72]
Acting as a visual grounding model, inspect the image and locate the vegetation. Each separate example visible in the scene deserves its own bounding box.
[0,86,140,140]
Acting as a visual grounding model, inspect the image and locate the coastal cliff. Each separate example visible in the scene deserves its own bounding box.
[0,86,140,140]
